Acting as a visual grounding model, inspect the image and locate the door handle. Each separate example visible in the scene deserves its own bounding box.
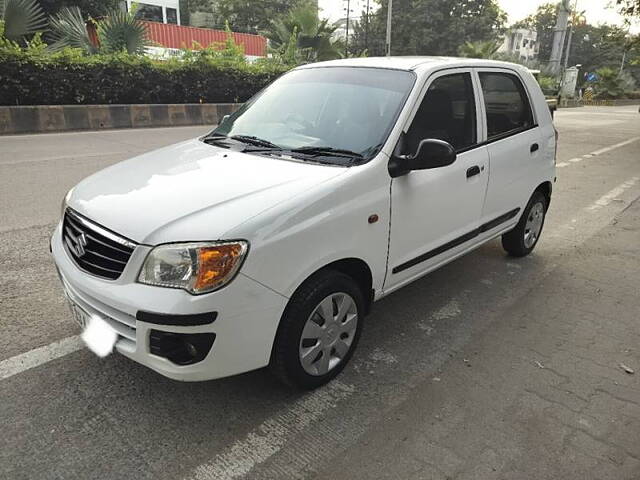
[530,143,539,153]
[466,166,481,178]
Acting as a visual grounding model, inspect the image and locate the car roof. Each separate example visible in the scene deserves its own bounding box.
[296,56,526,73]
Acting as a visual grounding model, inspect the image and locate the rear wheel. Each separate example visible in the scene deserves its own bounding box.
[270,270,364,390]
[502,191,548,257]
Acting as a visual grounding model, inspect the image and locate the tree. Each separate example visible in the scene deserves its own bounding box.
[0,0,47,44]
[38,0,121,19]
[348,0,506,57]
[458,40,500,58]
[48,6,148,55]
[617,0,639,17]
[512,2,557,63]
[566,24,629,81]
[266,3,343,63]
[194,0,308,33]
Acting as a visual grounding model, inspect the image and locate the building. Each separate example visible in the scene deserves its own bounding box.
[497,28,539,61]
[123,0,181,25]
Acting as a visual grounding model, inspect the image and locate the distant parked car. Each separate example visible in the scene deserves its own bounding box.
[53,57,556,389]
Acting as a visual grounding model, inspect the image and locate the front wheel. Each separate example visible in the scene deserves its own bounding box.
[270,270,364,390]
[502,191,548,257]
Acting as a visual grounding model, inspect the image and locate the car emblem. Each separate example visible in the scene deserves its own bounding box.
[73,232,88,257]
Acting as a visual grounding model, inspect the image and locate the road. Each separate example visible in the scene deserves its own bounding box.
[1,106,639,480]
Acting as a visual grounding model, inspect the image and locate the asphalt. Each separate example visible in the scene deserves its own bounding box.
[0,106,639,480]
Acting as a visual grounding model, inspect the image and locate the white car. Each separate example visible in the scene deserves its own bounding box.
[52,57,556,389]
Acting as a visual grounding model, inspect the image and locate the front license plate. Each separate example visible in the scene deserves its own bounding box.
[68,300,90,329]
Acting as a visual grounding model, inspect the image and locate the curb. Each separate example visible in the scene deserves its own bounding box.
[0,103,242,135]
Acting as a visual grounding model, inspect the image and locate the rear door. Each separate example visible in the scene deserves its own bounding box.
[476,68,542,228]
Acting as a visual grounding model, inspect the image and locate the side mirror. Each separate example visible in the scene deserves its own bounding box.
[220,114,230,127]
[389,139,457,177]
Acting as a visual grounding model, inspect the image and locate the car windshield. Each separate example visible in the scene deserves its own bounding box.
[209,67,416,164]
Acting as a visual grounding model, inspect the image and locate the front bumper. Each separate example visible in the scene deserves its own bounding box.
[51,222,288,381]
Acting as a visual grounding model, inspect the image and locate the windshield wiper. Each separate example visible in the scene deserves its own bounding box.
[229,135,281,150]
[290,146,364,160]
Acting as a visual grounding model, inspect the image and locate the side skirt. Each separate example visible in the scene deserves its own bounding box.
[391,208,520,275]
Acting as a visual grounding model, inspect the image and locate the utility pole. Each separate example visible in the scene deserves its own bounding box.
[345,0,351,57]
[549,0,571,76]
[385,0,392,56]
[365,0,370,52]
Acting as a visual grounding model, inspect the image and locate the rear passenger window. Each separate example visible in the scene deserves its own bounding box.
[479,72,534,139]
[405,73,476,154]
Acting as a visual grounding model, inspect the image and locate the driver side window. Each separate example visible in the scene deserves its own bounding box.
[404,73,477,155]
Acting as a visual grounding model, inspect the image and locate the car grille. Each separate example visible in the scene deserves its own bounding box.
[62,209,137,280]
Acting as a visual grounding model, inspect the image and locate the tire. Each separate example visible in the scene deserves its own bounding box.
[502,191,548,257]
[270,270,365,390]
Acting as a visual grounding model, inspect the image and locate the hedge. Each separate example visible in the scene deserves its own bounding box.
[0,50,288,106]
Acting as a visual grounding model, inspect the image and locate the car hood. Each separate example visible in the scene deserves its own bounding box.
[67,139,347,244]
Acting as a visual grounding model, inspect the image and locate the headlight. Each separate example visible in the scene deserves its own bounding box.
[138,241,249,294]
[61,189,73,218]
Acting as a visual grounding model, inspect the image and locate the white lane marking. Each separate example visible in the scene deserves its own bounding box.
[188,382,354,480]
[590,137,640,156]
[0,335,83,380]
[587,177,640,211]
[556,162,570,168]
[569,157,583,163]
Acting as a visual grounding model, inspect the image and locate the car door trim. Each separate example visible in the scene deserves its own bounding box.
[392,207,520,274]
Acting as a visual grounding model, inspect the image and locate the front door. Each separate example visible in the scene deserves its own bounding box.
[385,69,489,292]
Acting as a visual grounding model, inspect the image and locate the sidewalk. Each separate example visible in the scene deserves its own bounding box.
[314,200,640,480]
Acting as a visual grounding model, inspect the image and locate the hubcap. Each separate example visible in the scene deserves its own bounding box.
[298,292,358,376]
[524,202,545,249]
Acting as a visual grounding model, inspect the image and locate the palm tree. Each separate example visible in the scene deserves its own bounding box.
[0,0,47,44]
[48,7,97,53]
[458,40,500,59]
[48,6,147,55]
[266,4,343,63]
[98,8,147,54]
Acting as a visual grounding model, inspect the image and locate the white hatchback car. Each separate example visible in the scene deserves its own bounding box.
[52,57,556,389]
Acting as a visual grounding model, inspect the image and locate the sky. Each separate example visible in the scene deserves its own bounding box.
[319,0,639,32]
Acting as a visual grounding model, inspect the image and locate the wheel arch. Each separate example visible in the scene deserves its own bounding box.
[289,257,375,315]
[534,181,552,209]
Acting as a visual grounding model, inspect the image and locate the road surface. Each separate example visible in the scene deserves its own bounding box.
[1,106,639,479]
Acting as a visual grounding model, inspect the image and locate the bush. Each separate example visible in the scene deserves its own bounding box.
[0,48,289,105]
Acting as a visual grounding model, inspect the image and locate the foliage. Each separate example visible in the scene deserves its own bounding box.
[458,40,499,59]
[48,6,97,53]
[98,7,147,54]
[566,24,630,83]
[0,47,288,106]
[595,67,635,99]
[180,22,247,69]
[0,0,47,44]
[185,0,307,33]
[616,0,639,18]
[48,6,148,55]
[536,73,558,95]
[37,0,121,19]
[349,0,507,57]
[266,3,344,63]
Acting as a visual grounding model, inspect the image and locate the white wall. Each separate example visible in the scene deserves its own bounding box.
[126,0,181,25]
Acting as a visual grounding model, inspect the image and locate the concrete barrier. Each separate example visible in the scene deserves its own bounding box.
[0,103,242,135]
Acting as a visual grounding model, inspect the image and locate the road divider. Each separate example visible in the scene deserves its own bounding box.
[0,103,241,135]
